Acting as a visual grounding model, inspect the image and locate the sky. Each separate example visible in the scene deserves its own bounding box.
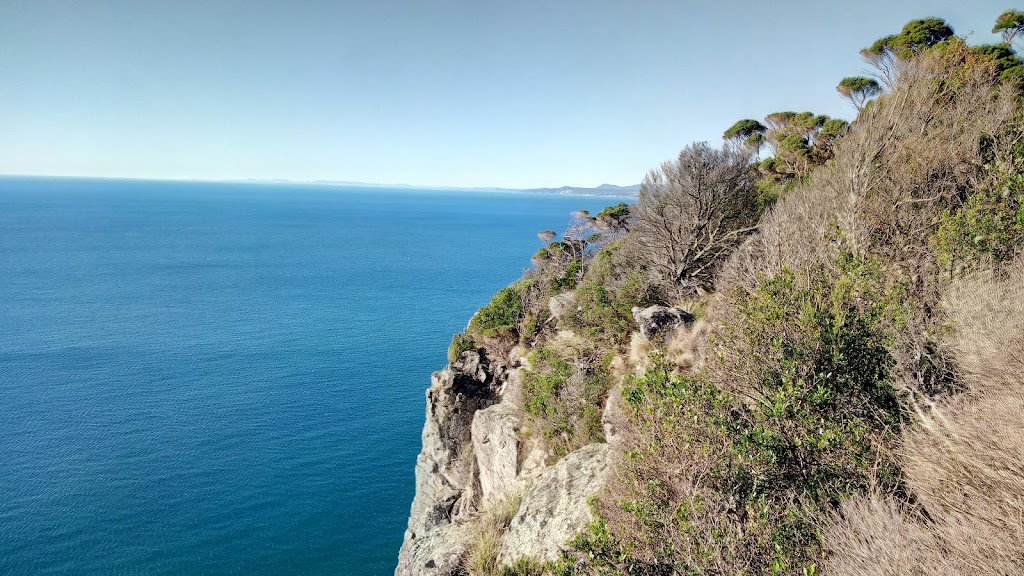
[0,0,1014,189]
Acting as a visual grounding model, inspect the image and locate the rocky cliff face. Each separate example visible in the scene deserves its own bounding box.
[395,343,616,575]
[396,351,504,575]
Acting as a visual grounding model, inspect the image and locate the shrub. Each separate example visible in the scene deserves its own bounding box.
[550,259,581,293]
[559,273,659,346]
[463,493,524,576]
[448,332,477,363]
[521,346,612,459]
[823,259,1024,575]
[581,255,906,575]
[469,281,530,339]
[625,142,758,298]
[935,158,1024,272]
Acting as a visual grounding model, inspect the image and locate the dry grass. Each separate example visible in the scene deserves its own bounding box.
[823,259,1024,575]
[463,493,524,576]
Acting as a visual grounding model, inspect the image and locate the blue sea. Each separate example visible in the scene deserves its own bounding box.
[0,177,627,575]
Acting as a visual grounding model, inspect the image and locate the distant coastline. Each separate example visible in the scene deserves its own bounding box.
[0,174,640,198]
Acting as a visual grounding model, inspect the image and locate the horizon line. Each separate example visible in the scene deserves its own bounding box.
[0,173,640,197]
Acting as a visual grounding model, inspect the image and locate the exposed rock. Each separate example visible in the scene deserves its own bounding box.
[498,443,613,565]
[395,521,474,576]
[472,403,522,507]
[632,305,695,343]
[602,381,625,446]
[397,351,504,575]
[548,291,577,322]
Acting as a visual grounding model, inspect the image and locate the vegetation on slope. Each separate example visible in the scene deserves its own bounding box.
[457,9,1024,575]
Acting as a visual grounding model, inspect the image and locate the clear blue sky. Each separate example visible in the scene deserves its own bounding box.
[0,1,1012,188]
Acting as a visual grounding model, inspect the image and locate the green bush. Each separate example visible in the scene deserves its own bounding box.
[935,160,1024,271]
[469,281,530,339]
[754,178,782,211]
[447,332,476,363]
[522,346,612,459]
[575,256,906,574]
[550,259,582,293]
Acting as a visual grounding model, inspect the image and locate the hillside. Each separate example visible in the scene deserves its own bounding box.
[397,11,1024,576]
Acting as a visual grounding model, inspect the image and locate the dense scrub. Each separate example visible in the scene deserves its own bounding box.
[455,10,1024,575]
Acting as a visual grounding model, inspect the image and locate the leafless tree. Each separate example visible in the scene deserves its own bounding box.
[626,142,757,298]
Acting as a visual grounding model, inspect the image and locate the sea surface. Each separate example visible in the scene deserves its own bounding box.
[0,177,628,575]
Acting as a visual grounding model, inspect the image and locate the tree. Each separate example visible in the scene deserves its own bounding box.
[893,18,954,54]
[837,76,882,111]
[626,142,757,297]
[538,230,556,243]
[724,119,768,156]
[594,202,631,233]
[993,9,1024,46]
[860,34,901,87]
[861,18,955,86]
[723,119,767,142]
[817,118,851,147]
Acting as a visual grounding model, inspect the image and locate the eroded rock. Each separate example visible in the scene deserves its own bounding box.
[394,521,473,576]
[472,403,522,507]
[632,305,695,342]
[498,443,613,564]
[397,351,503,575]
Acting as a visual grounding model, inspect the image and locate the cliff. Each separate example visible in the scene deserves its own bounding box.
[397,21,1024,576]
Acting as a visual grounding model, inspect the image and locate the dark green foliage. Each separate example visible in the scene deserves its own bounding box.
[790,112,828,134]
[818,118,850,143]
[993,9,1024,45]
[595,202,631,231]
[972,43,1024,87]
[551,259,582,292]
[1000,64,1024,91]
[779,134,811,157]
[837,76,881,110]
[745,131,766,151]
[893,17,955,55]
[754,178,782,211]
[447,332,476,363]
[862,34,898,56]
[560,272,657,345]
[468,281,529,339]
[723,118,767,141]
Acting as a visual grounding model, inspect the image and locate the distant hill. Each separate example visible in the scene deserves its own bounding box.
[515,183,640,197]
[237,179,642,197]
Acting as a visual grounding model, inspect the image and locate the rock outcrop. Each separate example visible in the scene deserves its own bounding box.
[397,350,504,576]
[632,304,695,342]
[498,443,613,564]
[548,290,577,322]
[471,403,522,507]
[397,300,621,574]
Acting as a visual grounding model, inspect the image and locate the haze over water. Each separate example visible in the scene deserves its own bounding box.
[0,177,626,575]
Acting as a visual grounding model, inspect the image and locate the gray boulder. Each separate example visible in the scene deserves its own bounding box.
[498,443,613,564]
[548,291,577,322]
[632,305,695,342]
[472,403,522,507]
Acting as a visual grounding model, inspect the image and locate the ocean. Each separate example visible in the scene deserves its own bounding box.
[0,176,628,575]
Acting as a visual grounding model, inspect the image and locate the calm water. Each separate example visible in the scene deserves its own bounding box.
[0,177,626,575]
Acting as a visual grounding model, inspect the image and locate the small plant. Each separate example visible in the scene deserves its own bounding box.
[521,346,612,459]
[464,493,524,576]
[448,332,477,363]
